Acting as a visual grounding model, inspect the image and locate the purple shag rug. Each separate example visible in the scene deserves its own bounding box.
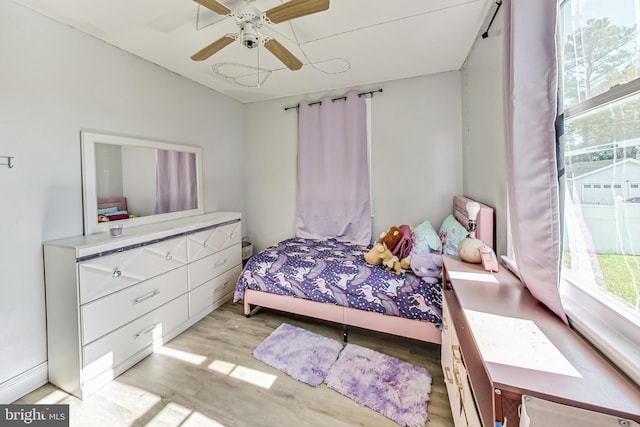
[324,343,432,427]
[252,323,343,386]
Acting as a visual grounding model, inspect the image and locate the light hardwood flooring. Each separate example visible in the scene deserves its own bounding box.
[16,301,454,427]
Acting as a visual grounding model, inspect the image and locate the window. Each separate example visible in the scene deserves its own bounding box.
[559,0,640,384]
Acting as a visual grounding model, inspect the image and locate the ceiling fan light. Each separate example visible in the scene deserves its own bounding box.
[241,22,259,49]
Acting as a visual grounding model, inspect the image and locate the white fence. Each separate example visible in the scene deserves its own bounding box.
[565,202,640,255]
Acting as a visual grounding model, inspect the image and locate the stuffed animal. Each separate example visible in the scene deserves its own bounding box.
[98,214,110,222]
[380,249,411,275]
[411,253,443,279]
[378,226,403,254]
[380,249,399,272]
[397,255,411,275]
[364,242,387,266]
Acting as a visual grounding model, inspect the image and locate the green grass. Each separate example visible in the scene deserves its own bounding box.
[597,254,640,306]
[564,251,639,307]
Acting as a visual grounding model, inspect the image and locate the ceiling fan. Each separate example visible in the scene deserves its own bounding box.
[191,0,330,71]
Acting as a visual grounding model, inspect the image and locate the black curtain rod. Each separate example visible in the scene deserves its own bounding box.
[284,88,383,111]
[481,0,502,39]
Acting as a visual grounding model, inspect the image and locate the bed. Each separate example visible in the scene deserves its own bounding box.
[97,196,132,222]
[234,195,494,344]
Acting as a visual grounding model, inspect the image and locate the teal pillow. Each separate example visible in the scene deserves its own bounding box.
[439,215,469,255]
[97,206,118,215]
[411,220,442,254]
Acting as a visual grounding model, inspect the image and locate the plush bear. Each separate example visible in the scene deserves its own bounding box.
[378,226,403,254]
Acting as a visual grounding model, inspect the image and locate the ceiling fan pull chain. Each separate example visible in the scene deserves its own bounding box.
[257,38,260,88]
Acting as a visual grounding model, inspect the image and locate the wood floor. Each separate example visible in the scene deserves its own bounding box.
[16,301,454,427]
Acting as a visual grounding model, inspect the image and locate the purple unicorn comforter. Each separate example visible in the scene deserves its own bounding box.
[233,238,442,328]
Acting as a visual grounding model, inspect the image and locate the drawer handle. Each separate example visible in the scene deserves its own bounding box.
[132,289,160,305]
[451,344,462,363]
[112,269,122,278]
[134,323,158,339]
[453,367,463,390]
[444,366,453,384]
[165,253,173,260]
[442,316,448,330]
[212,258,228,268]
[213,281,230,294]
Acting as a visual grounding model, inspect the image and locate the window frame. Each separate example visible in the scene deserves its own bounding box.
[559,74,640,386]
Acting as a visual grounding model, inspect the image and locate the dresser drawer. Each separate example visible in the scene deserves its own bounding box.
[187,221,241,262]
[188,245,241,290]
[82,294,189,384]
[81,266,188,344]
[79,237,187,304]
[190,265,242,316]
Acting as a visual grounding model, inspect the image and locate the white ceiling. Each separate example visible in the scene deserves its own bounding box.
[11,0,494,103]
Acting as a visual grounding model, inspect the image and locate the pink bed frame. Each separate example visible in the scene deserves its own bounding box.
[242,196,494,344]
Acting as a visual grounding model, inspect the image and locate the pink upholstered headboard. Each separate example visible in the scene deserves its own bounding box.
[97,196,127,212]
[452,195,494,249]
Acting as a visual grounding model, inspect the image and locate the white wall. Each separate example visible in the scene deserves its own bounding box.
[121,145,157,216]
[95,143,123,198]
[243,73,464,252]
[0,0,244,402]
[461,12,507,255]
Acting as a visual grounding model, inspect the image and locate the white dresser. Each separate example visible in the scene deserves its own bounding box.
[43,212,242,399]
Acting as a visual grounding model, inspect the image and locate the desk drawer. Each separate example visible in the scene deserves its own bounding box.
[82,294,188,384]
[188,245,241,290]
[190,265,242,316]
[187,221,241,262]
[442,295,482,427]
[79,237,187,304]
[81,266,188,344]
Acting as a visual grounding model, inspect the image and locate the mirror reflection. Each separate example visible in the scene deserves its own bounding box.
[81,131,203,235]
[95,143,198,222]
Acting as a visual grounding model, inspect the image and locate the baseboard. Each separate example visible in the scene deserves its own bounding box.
[0,363,48,404]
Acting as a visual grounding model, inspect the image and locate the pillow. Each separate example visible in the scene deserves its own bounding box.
[97,206,118,215]
[411,220,441,255]
[106,213,129,221]
[439,215,469,255]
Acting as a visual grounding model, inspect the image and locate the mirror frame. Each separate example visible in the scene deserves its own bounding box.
[81,131,204,235]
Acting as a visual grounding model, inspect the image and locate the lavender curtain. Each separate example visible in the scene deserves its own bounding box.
[155,150,197,214]
[503,0,568,323]
[296,92,371,245]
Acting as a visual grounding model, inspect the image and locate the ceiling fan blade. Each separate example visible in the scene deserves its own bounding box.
[193,0,231,16]
[264,39,303,70]
[191,35,235,61]
[265,0,329,24]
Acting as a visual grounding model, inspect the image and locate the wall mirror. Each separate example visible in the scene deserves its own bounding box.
[81,131,204,235]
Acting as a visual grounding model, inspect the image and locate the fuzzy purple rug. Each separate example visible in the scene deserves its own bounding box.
[252,323,343,386]
[324,343,432,427]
